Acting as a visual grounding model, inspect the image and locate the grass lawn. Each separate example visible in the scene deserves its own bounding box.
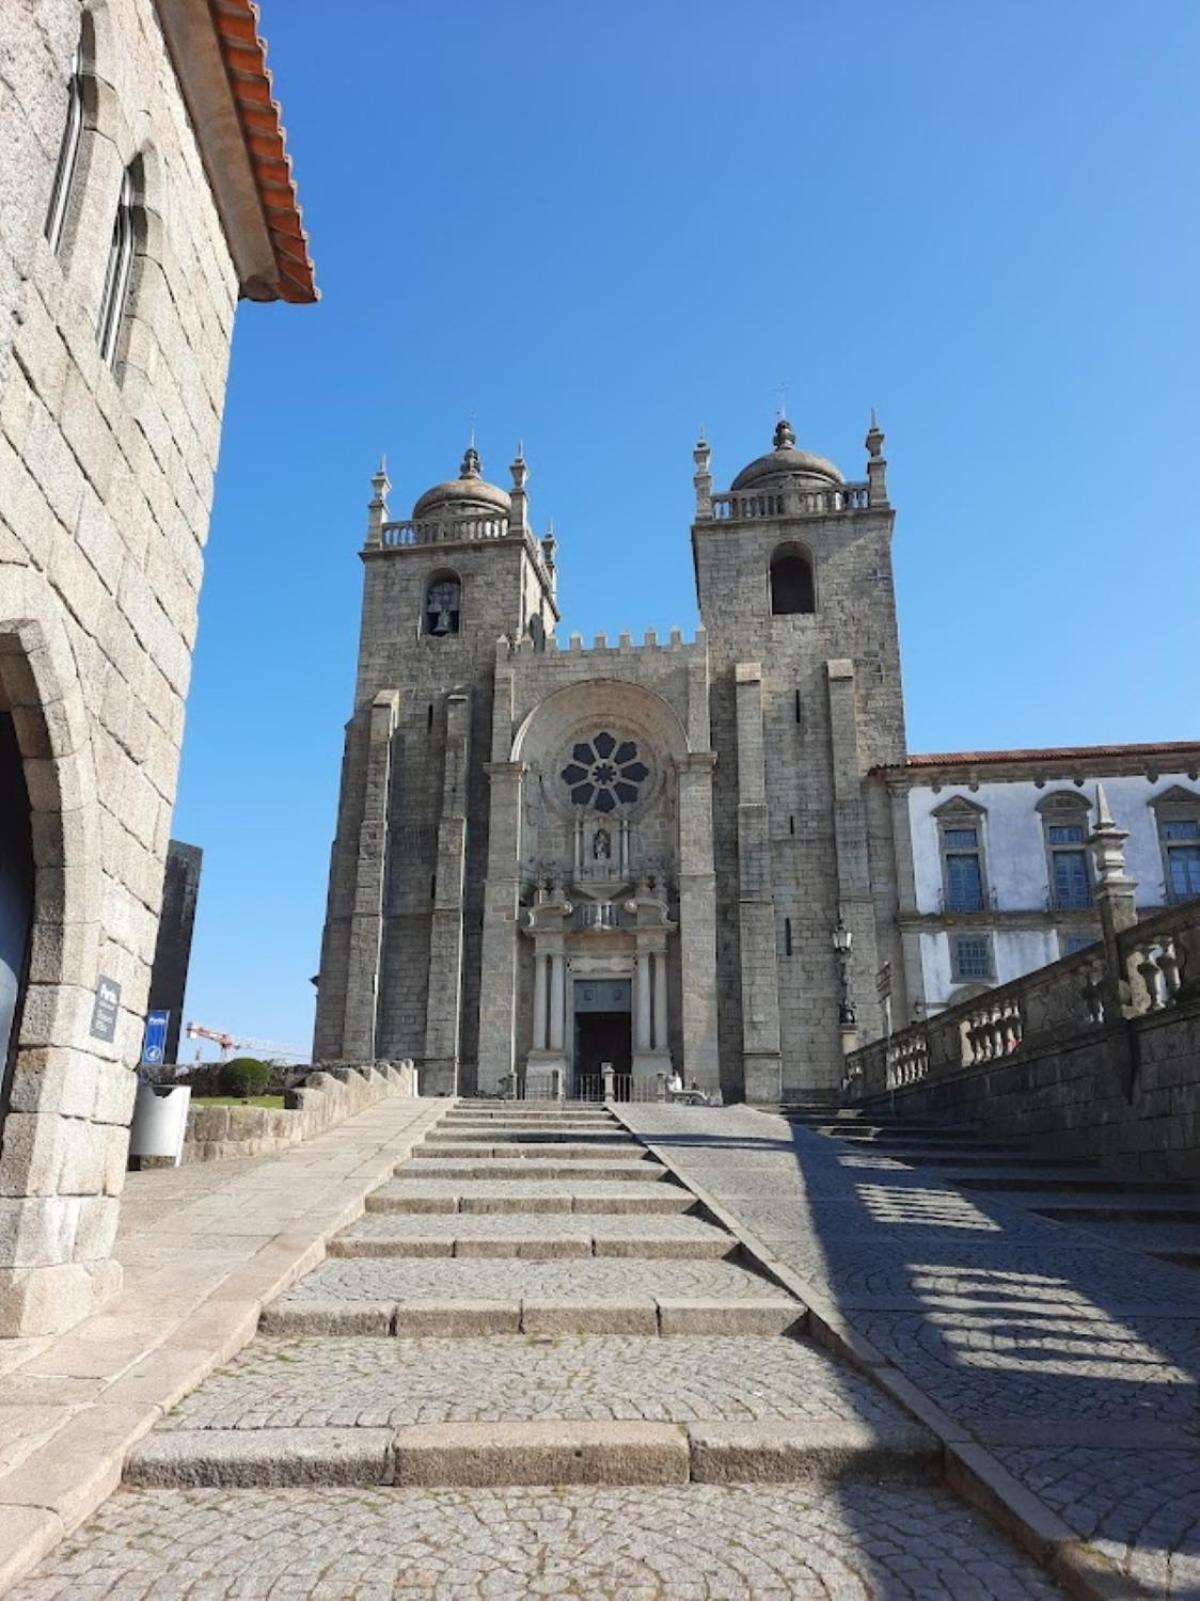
[191,1095,286,1109]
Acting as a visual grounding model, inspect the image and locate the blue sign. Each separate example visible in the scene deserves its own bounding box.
[141,1009,170,1067]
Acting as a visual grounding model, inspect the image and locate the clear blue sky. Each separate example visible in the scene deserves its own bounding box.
[172,0,1200,1058]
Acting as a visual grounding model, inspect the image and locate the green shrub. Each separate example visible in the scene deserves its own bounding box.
[219,1057,270,1100]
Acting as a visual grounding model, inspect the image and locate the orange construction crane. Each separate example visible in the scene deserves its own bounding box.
[184,1022,306,1063]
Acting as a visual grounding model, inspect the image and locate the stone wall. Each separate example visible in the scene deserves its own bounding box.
[844,900,1200,1179]
[180,1061,417,1164]
[0,0,237,1336]
[692,462,906,1098]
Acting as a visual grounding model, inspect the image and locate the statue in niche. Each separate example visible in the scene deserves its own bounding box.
[593,827,612,862]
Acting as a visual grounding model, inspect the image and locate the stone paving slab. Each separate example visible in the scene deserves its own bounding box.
[156,1333,914,1430]
[8,1482,1066,1600]
[366,1179,695,1214]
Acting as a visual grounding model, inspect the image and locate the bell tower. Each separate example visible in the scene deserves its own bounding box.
[691,416,906,1100]
[314,443,559,1091]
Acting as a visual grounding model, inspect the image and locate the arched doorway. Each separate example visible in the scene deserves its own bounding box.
[0,706,34,1134]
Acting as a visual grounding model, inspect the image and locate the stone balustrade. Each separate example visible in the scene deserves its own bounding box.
[846,899,1200,1105]
[574,901,621,931]
[380,514,510,546]
[708,483,870,521]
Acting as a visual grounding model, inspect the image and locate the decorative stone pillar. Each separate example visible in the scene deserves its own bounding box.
[423,690,470,1094]
[653,950,668,1053]
[476,760,527,1094]
[342,689,400,1062]
[636,953,652,1051]
[532,951,548,1050]
[677,752,720,1093]
[735,663,783,1103]
[522,886,572,1090]
[550,953,566,1051]
[1089,782,1139,1017]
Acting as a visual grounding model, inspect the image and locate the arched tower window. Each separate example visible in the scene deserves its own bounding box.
[97,163,136,365]
[44,39,84,253]
[423,571,461,636]
[770,544,815,615]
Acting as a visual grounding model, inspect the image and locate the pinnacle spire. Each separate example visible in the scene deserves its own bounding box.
[1095,781,1116,830]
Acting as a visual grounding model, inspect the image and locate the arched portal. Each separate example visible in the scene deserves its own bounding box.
[0,710,33,1121]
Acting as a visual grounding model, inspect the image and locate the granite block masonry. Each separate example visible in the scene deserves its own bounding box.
[314,421,904,1104]
[0,0,315,1337]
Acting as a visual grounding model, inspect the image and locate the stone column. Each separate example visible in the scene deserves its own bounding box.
[653,950,668,1053]
[636,952,652,1051]
[735,662,783,1103]
[476,760,526,1094]
[677,752,720,1092]
[532,949,548,1050]
[342,689,400,1062]
[550,953,566,1051]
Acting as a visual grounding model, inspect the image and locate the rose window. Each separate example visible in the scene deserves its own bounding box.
[561,731,649,813]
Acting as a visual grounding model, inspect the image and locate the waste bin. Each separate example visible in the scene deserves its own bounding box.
[128,1082,191,1166]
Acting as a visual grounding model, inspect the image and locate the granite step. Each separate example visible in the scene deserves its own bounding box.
[894,1151,1094,1170]
[126,1414,934,1490]
[415,1141,651,1160]
[364,1181,694,1215]
[270,1253,787,1309]
[954,1172,1200,1195]
[424,1130,642,1147]
[393,1158,671,1183]
[130,1332,931,1488]
[262,1295,805,1339]
[1031,1196,1200,1223]
[329,1212,737,1260]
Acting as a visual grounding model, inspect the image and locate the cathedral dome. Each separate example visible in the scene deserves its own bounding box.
[730,419,844,491]
[412,444,512,521]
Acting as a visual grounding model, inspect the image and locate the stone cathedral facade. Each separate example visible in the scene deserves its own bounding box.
[315,418,906,1102]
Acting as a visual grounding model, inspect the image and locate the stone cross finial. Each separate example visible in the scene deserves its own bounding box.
[366,455,390,548]
[693,430,712,520]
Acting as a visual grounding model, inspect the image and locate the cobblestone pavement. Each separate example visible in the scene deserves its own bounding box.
[994,1447,1200,1598]
[625,1102,1200,1597]
[14,1101,1071,1598]
[11,1484,1064,1600]
[282,1254,780,1303]
[849,1308,1200,1430]
[161,1333,907,1428]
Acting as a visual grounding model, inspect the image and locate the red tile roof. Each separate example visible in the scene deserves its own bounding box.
[875,740,1200,775]
[212,0,317,303]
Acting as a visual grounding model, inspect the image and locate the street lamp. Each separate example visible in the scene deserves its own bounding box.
[832,922,856,1030]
